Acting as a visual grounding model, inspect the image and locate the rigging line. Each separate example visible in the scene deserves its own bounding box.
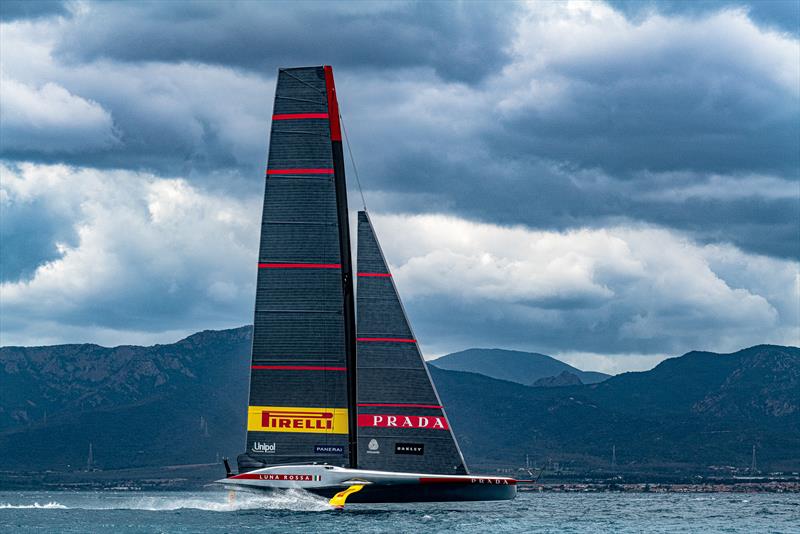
[339,112,367,211]
[280,69,326,95]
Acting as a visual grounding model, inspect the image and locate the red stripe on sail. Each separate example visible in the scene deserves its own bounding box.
[258,263,341,269]
[266,168,334,175]
[357,337,416,343]
[323,66,342,142]
[252,365,346,371]
[358,403,441,409]
[272,113,328,120]
[357,273,392,277]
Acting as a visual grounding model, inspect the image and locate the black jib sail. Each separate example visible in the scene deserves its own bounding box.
[355,211,467,474]
[239,66,357,471]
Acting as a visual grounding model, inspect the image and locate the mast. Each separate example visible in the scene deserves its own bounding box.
[324,66,358,469]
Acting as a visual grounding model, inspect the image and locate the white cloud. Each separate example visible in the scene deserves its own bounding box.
[0,163,260,344]
[503,2,799,112]
[0,75,118,152]
[368,212,798,357]
[1,164,795,366]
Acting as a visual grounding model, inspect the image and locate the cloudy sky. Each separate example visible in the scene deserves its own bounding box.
[1,0,798,373]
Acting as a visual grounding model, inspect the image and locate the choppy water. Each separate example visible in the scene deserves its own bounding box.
[1,490,798,533]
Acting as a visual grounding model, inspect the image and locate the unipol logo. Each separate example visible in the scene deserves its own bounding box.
[358,414,449,430]
[252,442,276,453]
[263,410,333,431]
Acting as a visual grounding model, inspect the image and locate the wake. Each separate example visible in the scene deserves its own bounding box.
[0,490,332,512]
[0,502,68,509]
[107,490,332,512]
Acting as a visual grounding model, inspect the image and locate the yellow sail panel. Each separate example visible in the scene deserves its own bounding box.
[247,406,349,434]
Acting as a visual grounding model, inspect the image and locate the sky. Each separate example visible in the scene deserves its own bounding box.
[1,0,798,373]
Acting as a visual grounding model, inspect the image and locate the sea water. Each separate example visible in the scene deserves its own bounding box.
[1,490,797,533]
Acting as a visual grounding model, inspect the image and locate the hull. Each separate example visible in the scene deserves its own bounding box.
[216,464,516,504]
[318,482,516,503]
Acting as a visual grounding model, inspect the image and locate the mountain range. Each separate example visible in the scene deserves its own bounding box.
[430,348,609,385]
[1,327,797,479]
[432,344,799,473]
[0,327,252,471]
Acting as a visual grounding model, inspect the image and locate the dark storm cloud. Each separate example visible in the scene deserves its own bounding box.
[7,1,796,185]
[491,74,799,178]
[330,3,799,259]
[0,45,276,189]
[54,1,517,84]
[0,0,69,21]
[2,0,797,262]
[359,149,799,259]
[609,0,800,36]
[2,1,517,180]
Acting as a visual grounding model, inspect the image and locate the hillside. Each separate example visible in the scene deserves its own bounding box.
[432,345,800,472]
[0,327,252,470]
[430,348,609,385]
[1,329,797,478]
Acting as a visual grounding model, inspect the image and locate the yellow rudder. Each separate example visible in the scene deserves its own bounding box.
[329,484,364,508]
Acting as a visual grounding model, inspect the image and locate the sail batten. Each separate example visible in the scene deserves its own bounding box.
[356,211,468,474]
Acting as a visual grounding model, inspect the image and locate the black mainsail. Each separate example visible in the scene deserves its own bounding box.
[355,211,467,474]
[240,66,357,471]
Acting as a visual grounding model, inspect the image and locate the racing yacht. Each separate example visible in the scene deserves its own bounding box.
[215,66,517,506]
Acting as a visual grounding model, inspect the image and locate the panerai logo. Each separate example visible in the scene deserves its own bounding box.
[367,439,380,454]
[314,445,344,455]
[252,442,276,453]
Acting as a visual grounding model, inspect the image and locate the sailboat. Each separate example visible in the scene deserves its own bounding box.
[215,66,517,505]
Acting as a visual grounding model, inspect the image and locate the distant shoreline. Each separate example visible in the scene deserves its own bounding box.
[2,467,798,493]
[524,481,800,493]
